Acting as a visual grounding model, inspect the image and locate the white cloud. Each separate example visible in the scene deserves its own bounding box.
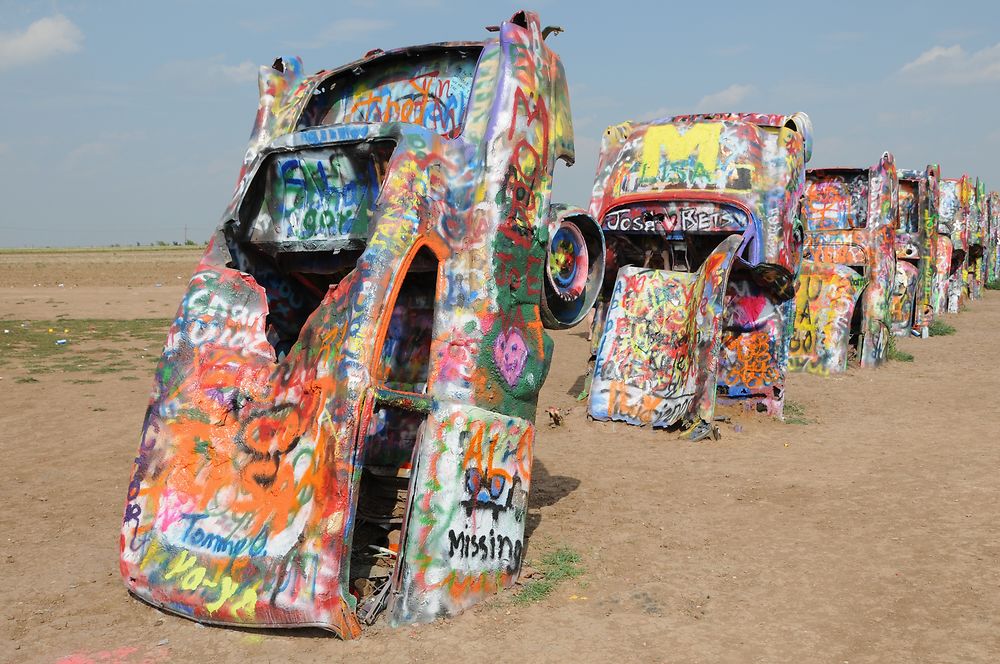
[900,43,1000,84]
[695,84,755,111]
[216,61,258,83]
[901,45,963,72]
[159,56,261,85]
[635,86,754,121]
[0,14,83,71]
[638,106,679,121]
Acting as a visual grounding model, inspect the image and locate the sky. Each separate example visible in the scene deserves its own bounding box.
[2,0,999,247]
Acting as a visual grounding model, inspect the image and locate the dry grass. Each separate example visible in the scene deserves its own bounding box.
[0,318,169,376]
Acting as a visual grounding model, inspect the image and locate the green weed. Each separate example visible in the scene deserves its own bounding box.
[784,400,810,425]
[928,320,956,336]
[0,319,170,375]
[886,334,914,362]
[513,547,585,604]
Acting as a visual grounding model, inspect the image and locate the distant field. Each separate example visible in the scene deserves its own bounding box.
[0,246,203,288]
[0,243,207,255]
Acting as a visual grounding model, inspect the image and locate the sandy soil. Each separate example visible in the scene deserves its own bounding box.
[2,250,999,663]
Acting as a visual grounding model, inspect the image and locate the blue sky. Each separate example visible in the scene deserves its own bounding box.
[2,0,999,246]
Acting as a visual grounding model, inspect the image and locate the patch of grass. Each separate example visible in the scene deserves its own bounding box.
[513,547,584,604]
[69,379,99,384]
[0,319,170,375]
[14,376,39,384]
[784,400,810,425]
[929,320,956,337]
[886,334,915,362]
[986,279,1000,291]
[888,348,914,362]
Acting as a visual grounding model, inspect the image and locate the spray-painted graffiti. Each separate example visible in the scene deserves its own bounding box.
[392,404,531,622]
[298,51,478,135]
[896,166,939,334]
[788,263,865,375]
[589,235,741,435]
[795,154,897,372]
[802,173,869,230]
[248,146,386,245]
[718,278,790,407]
[601,201,749,234]
[587,112,811,430]
[889,261,919,336]
[937,177,972,313]
[933,235,954,315]
[967,178,987,300]
[494,327,529,387]
[988,191,1000,284]
[120,12,604,639]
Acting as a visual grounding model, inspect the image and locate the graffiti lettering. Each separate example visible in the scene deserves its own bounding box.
[447,528,523,571]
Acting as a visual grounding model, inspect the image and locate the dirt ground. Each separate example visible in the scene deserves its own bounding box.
[2,249,999,663]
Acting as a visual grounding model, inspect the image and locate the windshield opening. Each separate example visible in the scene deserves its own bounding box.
[804,173,869,230]
[226,140,395,359]
[298,46,482,136]
[898,181,920,234]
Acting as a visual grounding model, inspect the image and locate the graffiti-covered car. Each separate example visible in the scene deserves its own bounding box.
[585,112,812,439]
[119,11,604,639]
[967,177,987,299]
[789,153,898,375]
[890,165,939,336]
[988,191,1000,284]
[934,175,972,314]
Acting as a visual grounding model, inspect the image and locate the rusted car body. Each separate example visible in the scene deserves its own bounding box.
[119,11,604,638]
[934,176,972,314]
[789,154,897,375]
[586,112,812,438]
[890,166,939,336]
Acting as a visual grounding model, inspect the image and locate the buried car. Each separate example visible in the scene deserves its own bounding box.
[967,178,988,300]
[988,191,1000,285]
[789,153,898,375]
[934,175,973,314]
[119,11,604,639]
[585,112,812,438]
[889,165,940,336]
